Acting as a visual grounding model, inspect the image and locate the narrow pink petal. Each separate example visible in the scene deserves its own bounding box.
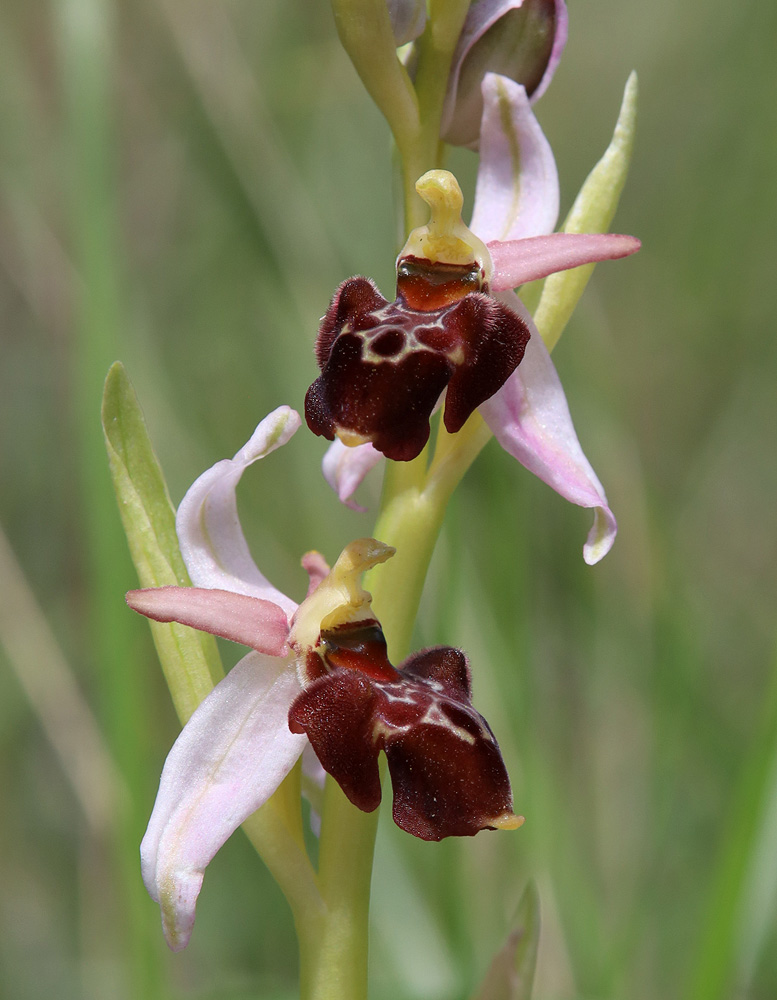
[488,232,641,291]
[479,292,617,564]
[301,551,330,598]
[471,74,559,243]
[321,438,383,512]
[140,652,306,951]
[531,1,568,103]
[126,587,289,656]
[176,407,300,618]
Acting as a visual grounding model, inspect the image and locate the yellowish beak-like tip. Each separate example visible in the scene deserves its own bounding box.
[490,812,525,831]
[338,537,396,574]
[336,428,371,448]
[415,169,464,218]
[290,538,395,649]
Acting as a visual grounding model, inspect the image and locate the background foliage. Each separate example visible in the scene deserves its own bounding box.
[1,1,776,998]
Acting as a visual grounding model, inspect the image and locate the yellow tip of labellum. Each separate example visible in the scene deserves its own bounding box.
[337,427,371,448]
[490,812,525,831]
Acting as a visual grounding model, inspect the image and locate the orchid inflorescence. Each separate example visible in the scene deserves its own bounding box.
[109,1,640,993]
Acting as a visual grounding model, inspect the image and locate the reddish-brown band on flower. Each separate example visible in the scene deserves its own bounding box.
[289,620,522,841]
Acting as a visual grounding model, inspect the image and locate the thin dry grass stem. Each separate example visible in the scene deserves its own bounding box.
[0,522,126,837]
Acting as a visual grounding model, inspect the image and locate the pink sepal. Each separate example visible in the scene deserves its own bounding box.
[126,586,290,656]
[140,652,305,951]
[479,292,617,564]
[442,1,568,148]
[488,233,642,291]
[534,0,568,103]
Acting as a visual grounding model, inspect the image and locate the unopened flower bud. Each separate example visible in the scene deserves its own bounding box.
[387,0,427,46]
[443,0,568,148]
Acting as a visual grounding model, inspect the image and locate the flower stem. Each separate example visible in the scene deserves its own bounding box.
[298,419,487,1000]
[299,10,475,991]
[399,0,469,232]
[298,781,379,1000]
[369,412,492,657]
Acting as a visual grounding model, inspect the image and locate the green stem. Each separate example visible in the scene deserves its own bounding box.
[297,9,474,994]
[399,0,470,232]
[369,413,492,656]
[298,780,380,1000]
[297,421,489,1000]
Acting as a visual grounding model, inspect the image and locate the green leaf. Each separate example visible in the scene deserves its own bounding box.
[101,362,223,723]
[471,881,540,1000]
[687,658,777,1000]
[534,71,638,351]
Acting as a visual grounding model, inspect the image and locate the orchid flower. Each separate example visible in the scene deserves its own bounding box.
[127,406,521,950]
[309,72,639,565]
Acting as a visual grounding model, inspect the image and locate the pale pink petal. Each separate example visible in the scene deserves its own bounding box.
[301,551,330,598]
[479,292,617,564]
[488,233,642,291]
[321,438,383,512]
[176,407,300,618]
[471,74,559,243]
[140,652,306,951]
[126,587,289,656]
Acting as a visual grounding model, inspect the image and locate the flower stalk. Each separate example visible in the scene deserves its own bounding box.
[301,417,504,1000]
[400,0,471,230]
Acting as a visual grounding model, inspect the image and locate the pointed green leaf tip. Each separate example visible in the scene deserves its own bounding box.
[471,881,540,1000]
[534,71,638,352]
[101,362,223,722]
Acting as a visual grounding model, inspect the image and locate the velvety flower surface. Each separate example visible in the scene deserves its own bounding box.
[291,619,519,842]
[128,408,520,950]
[305,260,530,461]
[319,74,640,564]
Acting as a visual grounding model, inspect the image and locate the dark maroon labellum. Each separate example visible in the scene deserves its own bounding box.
[289,621,516,841]
[305,260,530,461]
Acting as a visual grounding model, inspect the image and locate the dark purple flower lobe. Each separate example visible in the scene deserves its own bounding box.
[288,622,519,841]
[305,263,530,461]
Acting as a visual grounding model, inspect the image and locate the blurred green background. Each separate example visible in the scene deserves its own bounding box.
[2,1,776,998]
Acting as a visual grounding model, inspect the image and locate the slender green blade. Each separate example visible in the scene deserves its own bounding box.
[102,362,223,723]
[533,71,638,350]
